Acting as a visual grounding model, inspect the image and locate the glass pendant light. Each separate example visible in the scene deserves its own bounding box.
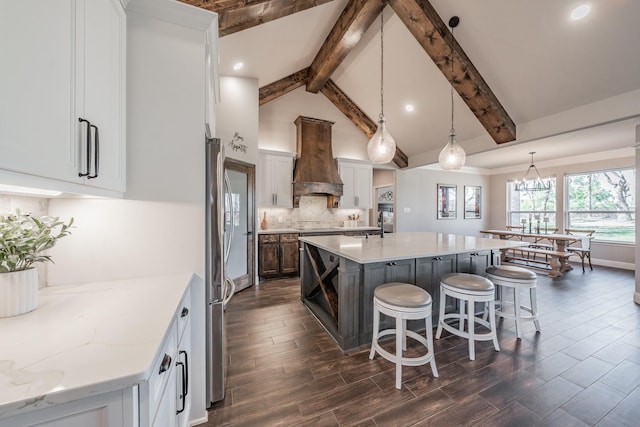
[438,16,466,170]
[367,6,396,164]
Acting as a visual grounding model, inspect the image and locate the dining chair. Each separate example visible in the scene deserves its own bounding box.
[564,228,595,272]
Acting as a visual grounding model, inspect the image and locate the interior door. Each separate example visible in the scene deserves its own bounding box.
[224,158,255,293]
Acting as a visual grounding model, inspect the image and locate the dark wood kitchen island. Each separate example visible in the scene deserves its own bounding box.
[299,232,527,352]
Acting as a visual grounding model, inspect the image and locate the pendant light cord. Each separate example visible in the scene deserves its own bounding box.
[380,6,384,121]
[449,24,455,135]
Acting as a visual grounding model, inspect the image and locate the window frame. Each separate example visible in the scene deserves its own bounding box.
[506,177,557,232]
[564,167,635,244]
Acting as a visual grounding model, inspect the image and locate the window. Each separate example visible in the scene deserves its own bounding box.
[566,169,635,243]
[507,178,556,233]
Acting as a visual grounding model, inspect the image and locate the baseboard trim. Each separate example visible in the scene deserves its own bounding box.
[588,258,635,270]
[191,414,208,426]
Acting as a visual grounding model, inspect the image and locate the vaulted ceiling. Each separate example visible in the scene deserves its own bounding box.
[181,0,640,170]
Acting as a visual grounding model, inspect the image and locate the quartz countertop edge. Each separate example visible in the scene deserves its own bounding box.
[258,226,380,234]
[0,273,195,419]
[299,232,528,264]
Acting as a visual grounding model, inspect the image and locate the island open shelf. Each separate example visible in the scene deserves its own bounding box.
[299,232,526,352]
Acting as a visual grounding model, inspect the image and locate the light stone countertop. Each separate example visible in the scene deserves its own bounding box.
[299,232,528,264]
[0,273,195,418]
[258,226,380,234]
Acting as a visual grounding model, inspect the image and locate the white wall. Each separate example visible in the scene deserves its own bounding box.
[489,154,635,267]
[259,86,369,160]
[217,76,259,166]
[396,168,491,235]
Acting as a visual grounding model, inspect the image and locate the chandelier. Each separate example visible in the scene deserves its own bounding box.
[514,152,551,191]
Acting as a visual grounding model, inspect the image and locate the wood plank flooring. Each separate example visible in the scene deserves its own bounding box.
[206,267,640,426]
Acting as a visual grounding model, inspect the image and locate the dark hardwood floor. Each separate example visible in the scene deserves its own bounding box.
[206,266,640,426]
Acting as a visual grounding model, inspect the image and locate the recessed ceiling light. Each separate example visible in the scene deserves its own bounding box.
[232,62,244,71]
[570,4,591,21]
[405,104,414,112]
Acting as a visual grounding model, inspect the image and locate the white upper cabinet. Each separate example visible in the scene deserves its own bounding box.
[338,159,373,209]
[0,0,126,194]
[258,151,294,208]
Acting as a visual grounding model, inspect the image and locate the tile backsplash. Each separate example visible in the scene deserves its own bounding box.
[259,196,368,230]
[0,194,48,216]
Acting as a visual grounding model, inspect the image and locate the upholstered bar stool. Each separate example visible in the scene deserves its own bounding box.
[486,265,539,339]
[369,283,438,389]
[436,273,500,360]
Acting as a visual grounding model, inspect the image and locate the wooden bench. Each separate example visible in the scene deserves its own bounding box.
[502,247,574,278]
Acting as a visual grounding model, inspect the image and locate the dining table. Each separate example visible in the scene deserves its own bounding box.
[480,229,590,277]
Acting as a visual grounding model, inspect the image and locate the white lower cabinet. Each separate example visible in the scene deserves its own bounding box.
[2,389,135,427]
[2,286,192,427]
[141,290,192,427]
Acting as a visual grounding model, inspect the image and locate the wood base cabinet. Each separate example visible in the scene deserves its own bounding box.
[258,233,299,279]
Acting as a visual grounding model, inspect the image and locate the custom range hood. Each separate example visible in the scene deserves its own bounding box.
[292,116,343,208]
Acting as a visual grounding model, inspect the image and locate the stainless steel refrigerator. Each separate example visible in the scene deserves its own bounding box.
[205,126,235,405]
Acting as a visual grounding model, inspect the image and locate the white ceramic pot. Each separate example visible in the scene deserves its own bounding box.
[0,268,38,318]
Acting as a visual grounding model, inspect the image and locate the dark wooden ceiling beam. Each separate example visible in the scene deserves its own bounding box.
[179,1,273,14]
[306,0,383,93]
[179,0,338,36]
[320,80,377,137]
[259,68,310,106]
[320,80,408,168]
[389,0,516,144]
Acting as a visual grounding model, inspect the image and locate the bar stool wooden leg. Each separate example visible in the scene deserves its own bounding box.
[436,291,446,339]
[425,316,438,377]
[468,298,476,360]
[369,305,380,360]
[531,287,541,332]
[514,287,522,338]
[395,313,402,390]
[489,301,500,351]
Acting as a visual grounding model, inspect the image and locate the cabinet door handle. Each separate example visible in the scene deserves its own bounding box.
[78,118,91,177]
[355,195,359,206]
[386,261,397,266]
[274,193,278,205]
[180,350,189,397]
[175,360,186,414]
[158,354,172,374]
[181,307,189,318]
[87,124,99,179]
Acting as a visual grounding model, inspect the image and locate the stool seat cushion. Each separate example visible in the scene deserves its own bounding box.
[374,283,432,308]
[440,273,494,292]
[486,265,536,280]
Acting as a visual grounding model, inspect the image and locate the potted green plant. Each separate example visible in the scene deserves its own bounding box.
[0,210,73,317]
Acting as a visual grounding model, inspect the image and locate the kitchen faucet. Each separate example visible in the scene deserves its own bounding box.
[378,210,384,238]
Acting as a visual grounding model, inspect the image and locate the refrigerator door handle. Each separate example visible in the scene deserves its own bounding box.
[222,277,236,309]
[223,170,234,263]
